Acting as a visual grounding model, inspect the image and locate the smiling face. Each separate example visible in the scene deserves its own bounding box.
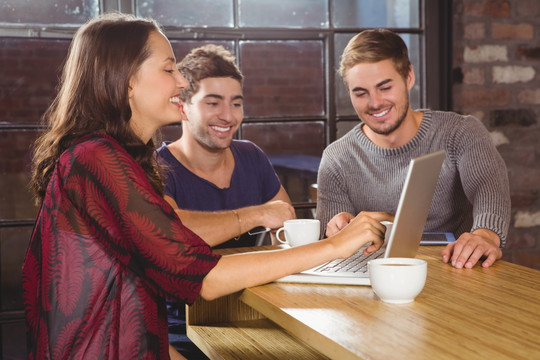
[182,76,243,151]
[128,31,188,142]
[345,59,415,144]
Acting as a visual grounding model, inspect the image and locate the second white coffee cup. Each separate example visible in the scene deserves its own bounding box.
[276,219,320,247]
[381,221,393,242]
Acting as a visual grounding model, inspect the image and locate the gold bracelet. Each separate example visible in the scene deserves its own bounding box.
[231,209,242,240]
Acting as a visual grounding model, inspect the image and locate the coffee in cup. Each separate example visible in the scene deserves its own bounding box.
[368,257,427,304]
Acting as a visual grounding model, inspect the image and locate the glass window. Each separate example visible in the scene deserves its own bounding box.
[241,121,324,157]
[136,0,234,27]
[332,0,419,28]
[0,0,98,25]
[0,38,69,125]
[242,121,324,203]
[170,40,235,65]
[0,130,40,220]
[1,226,33,311]
[239,0,328,28]
[240,40,325,118]
[1,321,26,360]
[159,124,183,144]
[334,33,422,117]
[336,120,359,139]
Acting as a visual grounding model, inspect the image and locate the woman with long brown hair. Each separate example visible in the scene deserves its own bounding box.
[24,12,391,359]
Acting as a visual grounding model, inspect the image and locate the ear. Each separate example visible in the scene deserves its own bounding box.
[180,102,189,121]
[406,65,415,91]
[128,76,136,98]
[180,110,188,121]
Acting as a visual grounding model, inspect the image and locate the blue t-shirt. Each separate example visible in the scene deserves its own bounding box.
[157,139,281,247]
[158,140,281,356]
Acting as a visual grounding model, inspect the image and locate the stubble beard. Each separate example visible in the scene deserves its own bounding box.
[363,91,410,136]
[368,106,408,136]
[192,126,233,152]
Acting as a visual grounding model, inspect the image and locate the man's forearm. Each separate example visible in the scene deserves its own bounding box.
[175,207,263,246]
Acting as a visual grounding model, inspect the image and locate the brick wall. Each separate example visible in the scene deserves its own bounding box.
[452,0,540,269]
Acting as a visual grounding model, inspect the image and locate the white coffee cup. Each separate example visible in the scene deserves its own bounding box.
[368,257,427,304]
[276,219,320,247]
[381,221,393,242]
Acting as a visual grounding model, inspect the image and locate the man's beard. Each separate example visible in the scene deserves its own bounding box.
[367,106,408,136]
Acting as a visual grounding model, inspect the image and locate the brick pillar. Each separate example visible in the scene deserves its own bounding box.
[452,0,540,269]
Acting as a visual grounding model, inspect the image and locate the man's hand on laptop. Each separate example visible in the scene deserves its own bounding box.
[327,211,393,259]
[325,212,356,237]
[441,228,502,269]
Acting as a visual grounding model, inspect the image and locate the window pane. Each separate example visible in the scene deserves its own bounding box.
[401,33,422,109]
[0,0,98,24]
[1,321,26,360]
[159,124,183,143]
[0,38,69,125]
[241,121,324,156]
[241,121,323,203]
[333,0,419,28]
[136,0,233,27]
[0,130,40,220]
[170,40,235,65]
[239,0,328,28]
[240,41,324,118]
[336,120,359,139]
[1,226,33,311]
[334,33,422,117]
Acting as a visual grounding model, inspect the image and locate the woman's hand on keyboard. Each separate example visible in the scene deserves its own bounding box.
[328,211,394,259]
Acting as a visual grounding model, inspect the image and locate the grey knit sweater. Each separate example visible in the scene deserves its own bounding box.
[316,110,510,247]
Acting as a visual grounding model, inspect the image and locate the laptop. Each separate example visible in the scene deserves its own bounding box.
[275,149,446,286]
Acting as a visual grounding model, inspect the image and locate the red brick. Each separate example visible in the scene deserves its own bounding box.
[516,0,540,17]
[462,67,485,85]
[453,87,510,108]
[499,146,536,167]
[498,127,540,147]
[492,23,534,39]
[516,46,540,61]
[511,251,540,270]
[464,45,507,62]
[510,191,539,207]
[489,109,537,127]
[504,228,537,249]
[518,89,540,105]
[511,167,540,190]
[464,23,486,39]
[464,0,511,18]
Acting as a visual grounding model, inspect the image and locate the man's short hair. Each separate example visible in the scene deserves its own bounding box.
[178,44,243,103]
[339,28,411,88]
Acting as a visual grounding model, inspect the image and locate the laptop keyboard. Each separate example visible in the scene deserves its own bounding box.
[311,246,384,274]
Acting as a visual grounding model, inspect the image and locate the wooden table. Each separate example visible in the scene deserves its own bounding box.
[186,246,540,359]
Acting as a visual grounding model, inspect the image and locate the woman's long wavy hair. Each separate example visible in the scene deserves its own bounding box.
[30,13,165,205]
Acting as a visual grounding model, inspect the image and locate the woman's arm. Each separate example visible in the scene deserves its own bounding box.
[200,211,392,300]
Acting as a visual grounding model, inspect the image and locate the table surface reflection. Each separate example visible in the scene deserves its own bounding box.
[188,246,540,360]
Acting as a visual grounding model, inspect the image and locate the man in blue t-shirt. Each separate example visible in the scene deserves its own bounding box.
[157,44,294,248]
[157,44,295,359]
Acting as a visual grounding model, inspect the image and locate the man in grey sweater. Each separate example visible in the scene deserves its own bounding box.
[317,29,510,269]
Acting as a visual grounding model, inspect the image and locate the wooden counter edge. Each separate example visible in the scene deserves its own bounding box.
[186,292,329,359]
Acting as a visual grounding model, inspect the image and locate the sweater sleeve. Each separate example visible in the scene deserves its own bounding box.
[451,116,511,247]
[316,144,357,238]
